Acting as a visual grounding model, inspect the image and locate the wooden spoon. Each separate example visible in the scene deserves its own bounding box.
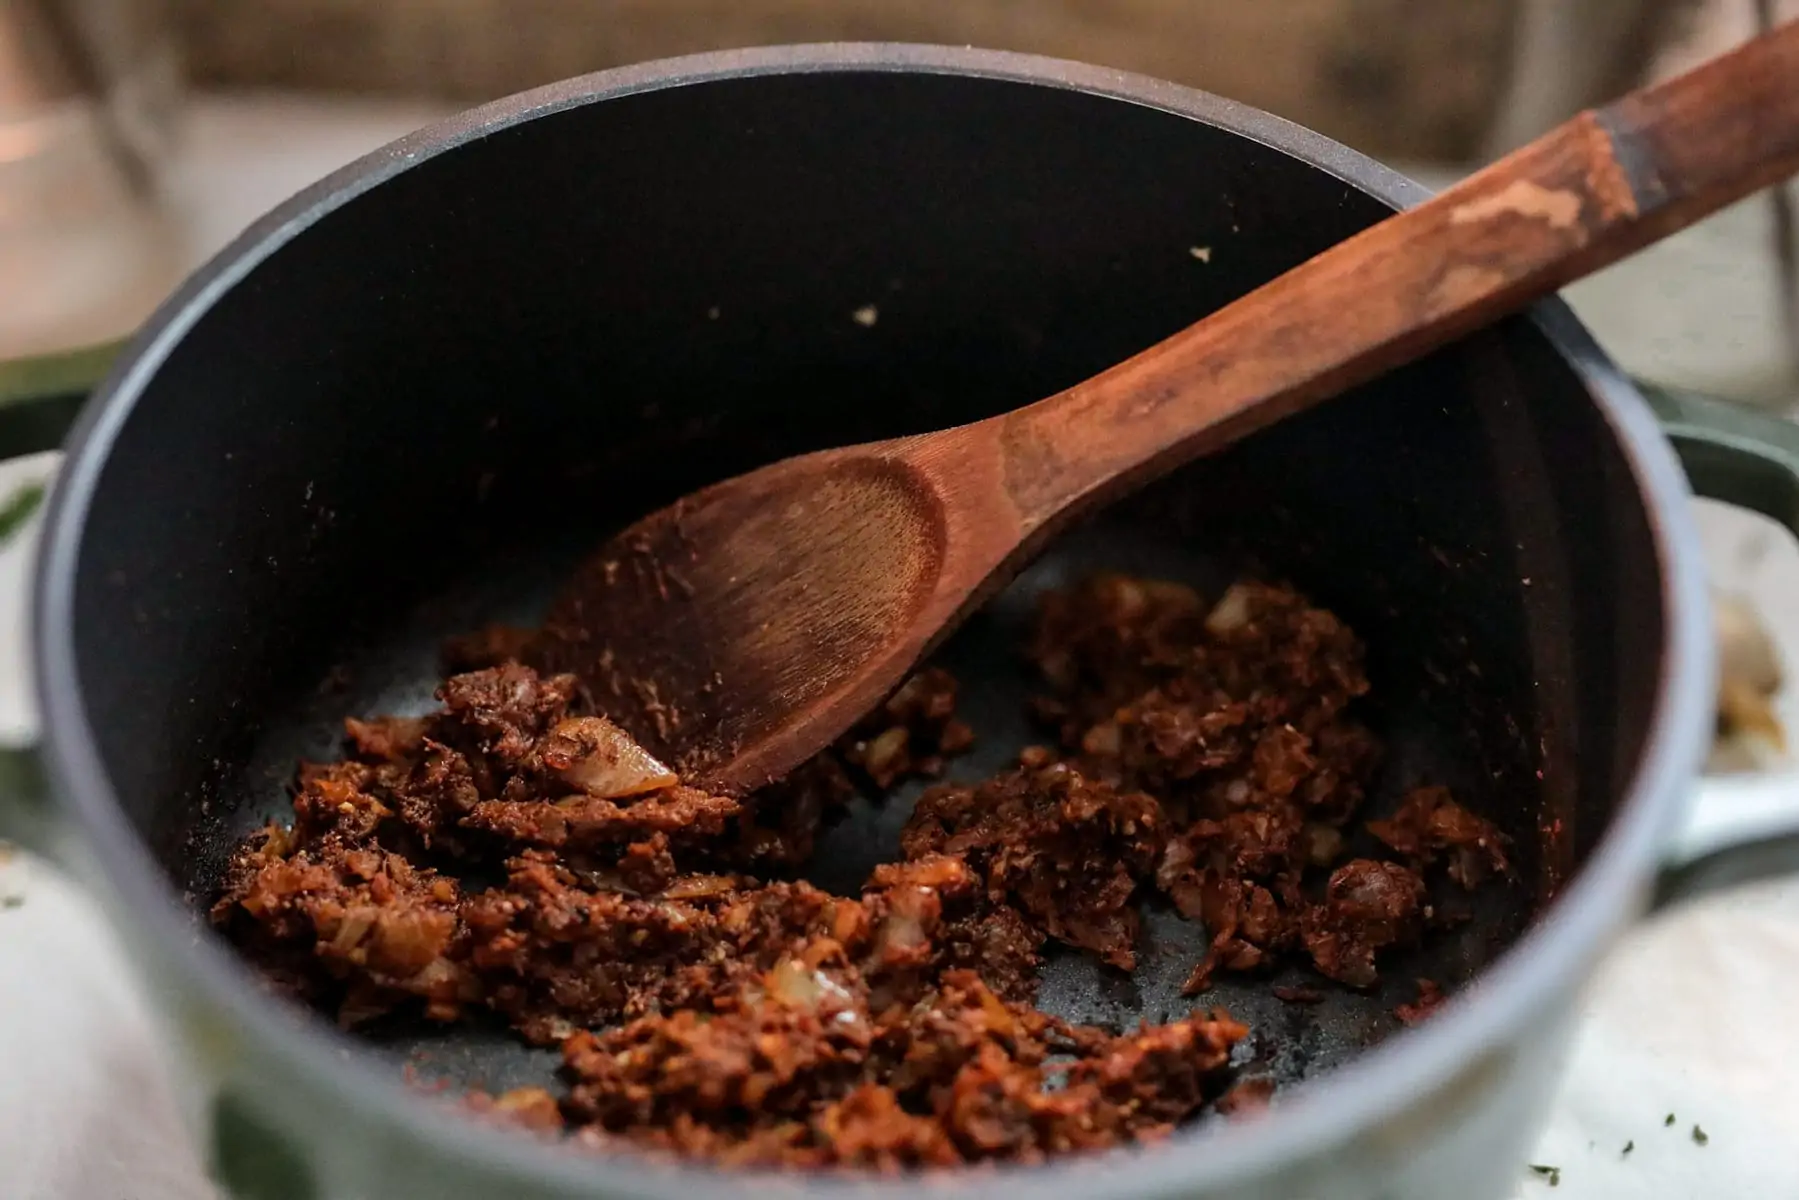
[533,20,1799,795]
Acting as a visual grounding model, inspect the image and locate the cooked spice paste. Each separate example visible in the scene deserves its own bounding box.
[213,574,1507,1169]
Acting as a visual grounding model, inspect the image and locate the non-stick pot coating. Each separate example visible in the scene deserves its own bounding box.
[69,68,1664,1100]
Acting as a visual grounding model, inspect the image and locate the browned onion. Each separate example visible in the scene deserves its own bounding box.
[545,716,678,798]
[660,874,739,900]
[1205,583,1255,635]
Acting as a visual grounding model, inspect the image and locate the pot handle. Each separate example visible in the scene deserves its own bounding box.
[1639,381,1799,909]
[0,340,121,863]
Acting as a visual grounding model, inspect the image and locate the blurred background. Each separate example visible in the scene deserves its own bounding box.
[3,0,1797,402]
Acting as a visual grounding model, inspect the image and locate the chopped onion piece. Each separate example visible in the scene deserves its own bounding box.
[876,910,928,954]
[1205,583,1255,635]
[328,908,377,954]
[767,957,823,1008]
[544,716,678,798]
[1303,823,1344,867]
[766,957,854,1012]
[661,874,739,900]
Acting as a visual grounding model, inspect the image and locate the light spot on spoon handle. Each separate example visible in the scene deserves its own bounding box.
[1447,179,1584,230]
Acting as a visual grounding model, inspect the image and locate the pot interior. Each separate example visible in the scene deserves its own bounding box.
[64,65,1667,1101]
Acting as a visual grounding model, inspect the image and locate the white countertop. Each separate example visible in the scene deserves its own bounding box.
[3,93,1798,1200]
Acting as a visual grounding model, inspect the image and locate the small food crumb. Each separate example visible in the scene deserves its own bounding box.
[1213,1075,1275,1116]
[1692,1124,1708,1146]
[1,894,22,910]
[1529,1164,1561,1187]
[852,304,879,327]
[1393,977,1444,1025]
[706,306,720,320]
[1188,245,1212,262]
[1621,1140,1633,1156]
[1665,1113,1677,1127]
[1271,985,1324,1005]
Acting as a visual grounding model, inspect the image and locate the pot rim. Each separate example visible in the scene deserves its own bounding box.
[32,41,1714,1199]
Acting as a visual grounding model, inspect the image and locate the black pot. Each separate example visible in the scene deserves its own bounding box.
[6,44,1799,1200]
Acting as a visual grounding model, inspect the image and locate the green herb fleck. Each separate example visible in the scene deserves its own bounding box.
[1,894,22,909]
[1622,1140,1634,1157]
[1692,1125,1708,1146]
[0,482,45,549]
[1529,1164,1562,1187]
[1665,1113,1677,1127]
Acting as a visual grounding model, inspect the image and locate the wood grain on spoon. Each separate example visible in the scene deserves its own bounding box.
[533,20,1799,794]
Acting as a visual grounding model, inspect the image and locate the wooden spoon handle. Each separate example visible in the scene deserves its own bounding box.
[996,18,1799,532]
